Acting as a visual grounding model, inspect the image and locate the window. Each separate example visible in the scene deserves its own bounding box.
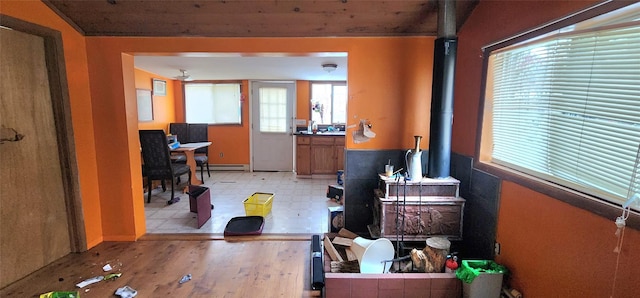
[259,87,288,133]
[184,82,242,124]
[310,82,347,125]
[480,3,640,208]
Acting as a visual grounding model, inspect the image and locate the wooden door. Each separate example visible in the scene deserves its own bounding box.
[0,27,72,288]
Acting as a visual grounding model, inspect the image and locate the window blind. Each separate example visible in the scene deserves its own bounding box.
[185,83,241,124]
[487,22,640,206]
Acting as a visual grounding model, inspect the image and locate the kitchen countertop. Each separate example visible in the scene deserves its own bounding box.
[295,131,345,136]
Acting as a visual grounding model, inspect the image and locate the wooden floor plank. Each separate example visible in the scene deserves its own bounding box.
[0,239,317,297]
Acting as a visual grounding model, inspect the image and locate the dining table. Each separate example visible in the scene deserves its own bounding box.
[171,142,212,185]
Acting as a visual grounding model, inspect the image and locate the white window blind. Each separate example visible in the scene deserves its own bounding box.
[485,15,640,206]
[184,83,241,124]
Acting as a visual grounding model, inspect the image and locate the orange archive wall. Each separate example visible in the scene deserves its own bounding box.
[135,68,177,131]
[455,0,640,297]
[84,36,434,240]
[0,1,104,248]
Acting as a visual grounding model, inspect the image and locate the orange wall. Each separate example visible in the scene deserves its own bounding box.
[135,68,176,131]
[455,0,640,296]
[296,80,311,124]
[0,1,104,248]
[497,182,640,297]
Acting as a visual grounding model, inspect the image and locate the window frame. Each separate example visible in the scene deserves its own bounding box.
[474,0,640,229]
[309,81,347,125]
[183,80,243,126]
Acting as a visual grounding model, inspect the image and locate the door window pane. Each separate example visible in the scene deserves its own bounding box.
[259,87,287,133]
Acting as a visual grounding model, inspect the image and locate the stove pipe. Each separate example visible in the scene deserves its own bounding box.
[428,0,457,178]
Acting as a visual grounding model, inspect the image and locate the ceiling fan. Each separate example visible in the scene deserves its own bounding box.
[174,69,193,81]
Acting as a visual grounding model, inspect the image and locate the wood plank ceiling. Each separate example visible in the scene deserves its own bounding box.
[43,0,478,37]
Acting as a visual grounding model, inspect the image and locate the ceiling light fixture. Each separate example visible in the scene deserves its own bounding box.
[322,63,338,73]
[175,69,193,81]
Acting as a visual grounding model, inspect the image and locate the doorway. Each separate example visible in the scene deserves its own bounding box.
[250,81,295,172]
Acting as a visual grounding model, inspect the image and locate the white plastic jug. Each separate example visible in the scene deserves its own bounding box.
[405,149,422,180]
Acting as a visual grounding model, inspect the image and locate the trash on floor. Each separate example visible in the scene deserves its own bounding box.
[114,285,137,298]
[179,274,192,284]
[40,292,79,298]
[104,273,122,281]
[75,275,104,288]
[102,264,112,271]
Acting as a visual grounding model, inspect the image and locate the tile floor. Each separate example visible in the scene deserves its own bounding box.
[144,171,342,234]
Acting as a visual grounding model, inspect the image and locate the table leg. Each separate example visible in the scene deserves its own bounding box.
[183,150,203,185]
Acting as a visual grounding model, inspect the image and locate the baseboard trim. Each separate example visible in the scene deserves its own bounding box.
[209,164,249,171]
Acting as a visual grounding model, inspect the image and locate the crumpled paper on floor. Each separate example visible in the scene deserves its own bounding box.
[115,285,137,298]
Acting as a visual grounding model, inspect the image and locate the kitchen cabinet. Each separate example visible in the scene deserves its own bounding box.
[296,135,344,176]
[296,136,311,175]
[335,137,345,171]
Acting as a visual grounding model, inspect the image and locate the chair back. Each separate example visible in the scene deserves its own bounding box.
[169,123,189,144]
[188,123,209,154]
[139,129,173,178]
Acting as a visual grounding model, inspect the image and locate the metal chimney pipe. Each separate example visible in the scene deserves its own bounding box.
[428,0,457,178]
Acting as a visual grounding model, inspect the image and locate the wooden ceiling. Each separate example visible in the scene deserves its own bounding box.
[43,0,478,37]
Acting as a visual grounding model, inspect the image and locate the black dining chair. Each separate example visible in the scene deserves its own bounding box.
[169,123,189,163]
[188,123,211,182]
[139,129,191,203]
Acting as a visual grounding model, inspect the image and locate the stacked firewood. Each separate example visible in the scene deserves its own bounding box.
[323,228,360,273]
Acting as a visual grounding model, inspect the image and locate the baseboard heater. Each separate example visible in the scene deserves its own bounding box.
[310,234,324,291]
[209,164,249,171]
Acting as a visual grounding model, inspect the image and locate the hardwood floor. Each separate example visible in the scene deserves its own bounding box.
[0,237,319,297]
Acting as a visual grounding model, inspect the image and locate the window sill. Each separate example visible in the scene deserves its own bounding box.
[474,161,640,231]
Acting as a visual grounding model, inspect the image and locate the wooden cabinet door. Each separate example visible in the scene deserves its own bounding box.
[311,145,335,174]
[334,145,344,171]
[296,136,311,175]
[334,137,345,171]
[296,144,311,175]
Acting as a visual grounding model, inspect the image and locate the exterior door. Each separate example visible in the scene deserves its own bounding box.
[0,27,72,287]
[251,81,295,171]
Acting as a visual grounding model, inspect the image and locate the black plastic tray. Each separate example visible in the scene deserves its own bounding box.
[223,216,265,236]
